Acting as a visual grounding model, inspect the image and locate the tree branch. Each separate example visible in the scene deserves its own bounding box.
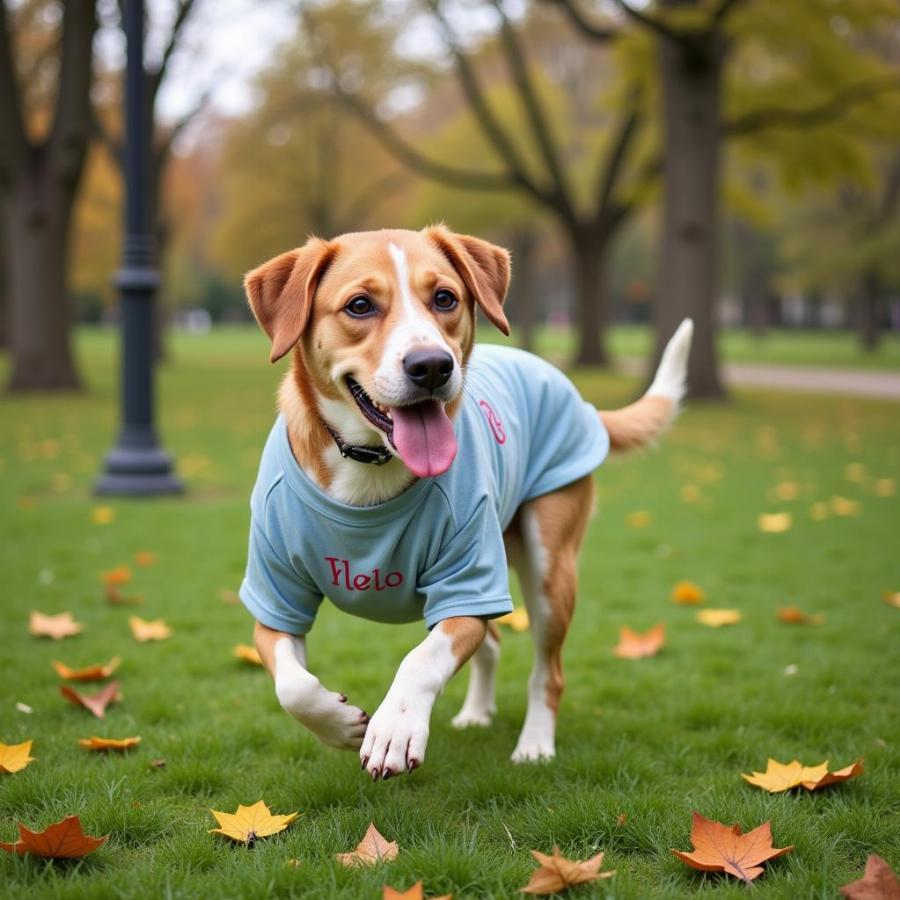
[594,88,642,223]
[542,0,618,44]
[148,0,198,107]
[154,84,212,162]
[0,3,29,182]
[725,75,900,137]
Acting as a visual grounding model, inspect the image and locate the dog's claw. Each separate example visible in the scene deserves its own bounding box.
[338,693,347,703]
[361,756,368,770]
[382,768,392,780]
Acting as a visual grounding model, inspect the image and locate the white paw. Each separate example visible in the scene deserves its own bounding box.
[511,739,555,764]
[360,697,430,780]
[451,707,494,729]
[277,679,368,750]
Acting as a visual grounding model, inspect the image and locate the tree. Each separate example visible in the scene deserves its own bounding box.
[1,0,97,390]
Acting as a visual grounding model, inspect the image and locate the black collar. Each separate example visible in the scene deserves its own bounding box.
[321,419,393,466]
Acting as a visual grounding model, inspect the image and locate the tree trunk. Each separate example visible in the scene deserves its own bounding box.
[859,271,882,353]
[0,208,7,349]
[509,229,539,352]
[570,231,610,367]
[6,157,81,391]
[652,20,726,399]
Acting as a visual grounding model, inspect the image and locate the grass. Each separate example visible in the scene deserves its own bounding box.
[1,327,898,899]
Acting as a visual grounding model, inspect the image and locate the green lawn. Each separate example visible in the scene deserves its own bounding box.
[1,328,898,899]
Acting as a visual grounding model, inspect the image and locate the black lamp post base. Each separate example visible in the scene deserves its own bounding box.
[96,440,183,496]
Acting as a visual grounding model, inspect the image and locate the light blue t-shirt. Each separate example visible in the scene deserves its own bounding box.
[240,344,609,634]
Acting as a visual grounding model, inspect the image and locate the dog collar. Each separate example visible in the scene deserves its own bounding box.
[321,419,393,466]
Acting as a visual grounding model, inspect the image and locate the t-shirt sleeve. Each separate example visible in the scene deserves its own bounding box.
[239,520,323,635]
[418,495,513,629]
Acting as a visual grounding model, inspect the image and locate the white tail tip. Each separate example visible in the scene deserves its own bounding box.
[648,318,693,403]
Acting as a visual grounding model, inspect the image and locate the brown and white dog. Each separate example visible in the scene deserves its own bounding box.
[244,225,692,779]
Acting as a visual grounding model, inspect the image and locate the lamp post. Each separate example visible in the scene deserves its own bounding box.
[97,0,182,495]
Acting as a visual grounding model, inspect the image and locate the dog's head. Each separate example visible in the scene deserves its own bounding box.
[245,226,511,478]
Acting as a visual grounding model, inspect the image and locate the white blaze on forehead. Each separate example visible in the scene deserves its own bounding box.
[388,242,418,318]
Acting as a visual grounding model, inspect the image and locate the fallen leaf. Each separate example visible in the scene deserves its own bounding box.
[627,510,651,528]
[873,478,896,498]
[616,813,627,827]
[672,581,705,604]
[696,609,742,627]
[29,611,83,640]
[776,607,824,625]
[774,481,799,501]
[831,496,861,517]
[91,506,115,525]
[129,616,172,642]
[219,588,240,604]
[671,812,792,883]
[285,857,302,867]
[614,623,665,659]
[383,882,452,900]
[78,736,141,752]
[840,854,900,900]
[520,846,614,894]
[234,644,263,666]
[0,740,35,774]
[883,592,900,609]
[809,760,864,789]
[15,703,32,715]
[496,607,530,632]
[336,823,399,867]
[52,656,121,681]
[0,815,108,858]
[741,758,828,792]
[106,586,143,605]
[758,512,792,533]
[149,758,166,769]
[101,565,132,587]
[60,682,121,719]
[209,800,299,845]
[134,551,157,567]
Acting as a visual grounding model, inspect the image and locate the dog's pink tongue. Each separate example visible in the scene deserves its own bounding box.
[390,401,457,478]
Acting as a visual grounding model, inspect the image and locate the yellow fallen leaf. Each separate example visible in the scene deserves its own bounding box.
[830,496,861,517]
[29,611,83,640]
[671,581,705,604]
[52,656,121,681]
[336,823,399,867]
[742,758,863,792]
[873,478,895,497]
[91,506,115,525]
[129,616,172,642]
[0,740,35,774]
[496,608,530,632]
[234,644,263,666]
[209,800,299,844]
[626,511,651,529]
[773,481,799,501]
[758,513,792,533]
[78,736,141,752]
[696,609,742,627]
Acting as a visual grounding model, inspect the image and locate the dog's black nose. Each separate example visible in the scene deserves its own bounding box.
[403,348,454,390]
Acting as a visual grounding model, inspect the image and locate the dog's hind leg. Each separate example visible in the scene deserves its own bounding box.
[451,622,500,728]
[511,476,594,763]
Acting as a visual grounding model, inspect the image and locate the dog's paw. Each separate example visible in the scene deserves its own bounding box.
[277,678,368,750]
[451,707,494,729]
[360,697,429,780]
[510,738,555,764]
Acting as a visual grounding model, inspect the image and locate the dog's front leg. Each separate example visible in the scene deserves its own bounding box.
[254,621,369,750]
[361,616,487,780]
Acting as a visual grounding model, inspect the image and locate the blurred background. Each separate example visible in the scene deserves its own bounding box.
[1,0,899,402]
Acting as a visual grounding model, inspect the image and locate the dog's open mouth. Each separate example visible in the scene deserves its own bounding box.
[346,376,458,478]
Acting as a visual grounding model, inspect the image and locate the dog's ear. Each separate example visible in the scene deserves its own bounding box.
[425,225,511,336]
[244,238,337,363]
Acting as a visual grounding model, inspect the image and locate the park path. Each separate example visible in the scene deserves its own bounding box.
[619,359,900,401]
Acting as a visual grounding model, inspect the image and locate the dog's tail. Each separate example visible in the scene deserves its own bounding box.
[600,318,693,453]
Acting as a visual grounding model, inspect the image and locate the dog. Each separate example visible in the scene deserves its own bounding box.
[240,225,693,780]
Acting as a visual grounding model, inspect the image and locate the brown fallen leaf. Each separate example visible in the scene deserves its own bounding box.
[520,846,614,894]
[29,611,83,640]
[671,811,792,883]
[52,656,121,681]
[496,607,530,632]
[742,758,863,793]
[233,644,263,666]
[106,586,144,605]
[696,608,742,627]
[840,854,900,900]
[60,681,121,719]
[336,823,399,867]
[209,800,299,845]
[78,736,141,752]
[0,815,108,858]
[129,616,172,642]
[614,623,665,659]
[758,512,792,533]
[383,882,452,900]
[776,607,824,625]
[134,550,157,567]
[148,758,166,769]
[672,581,705,604]
[0,740,35,774]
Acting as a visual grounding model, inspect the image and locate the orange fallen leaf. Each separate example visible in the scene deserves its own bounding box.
[336,823,399,867]
[91,506,115,525]
[758,512,792,533]
[78,736,141,752]
[696,608,742,627]
[101,565,132,587]
[129,616,172,642]
[520,846,614,894]
[383,882,452,900]
[840,854,900,899]
[134,550,157,567]
[29,611,83,640]
[627,510,651,528]
[209,800,299,844]
[496,608,530,632]
[0,815,108,858]
[809,760,865,790]
[614,623,665,659]
[234,644,263,666]
[0,740,35,774]
[883,592,900,609]
[672,581,705,604]
[776,607,824,625]
[671,811,792,883]
[60,682,121,719]
[52,656,121,681]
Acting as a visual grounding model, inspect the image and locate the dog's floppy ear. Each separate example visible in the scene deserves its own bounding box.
[244,238,337,363]
[425,225,511,336]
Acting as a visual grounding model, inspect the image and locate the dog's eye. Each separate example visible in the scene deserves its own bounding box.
[433,289,458,311]
[345,295,374,317]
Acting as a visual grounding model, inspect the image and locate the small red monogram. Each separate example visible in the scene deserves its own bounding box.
[478,399,506,444]
[326,557,403,592]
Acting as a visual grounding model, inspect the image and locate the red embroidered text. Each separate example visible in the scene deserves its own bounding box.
[326,557,403,592]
